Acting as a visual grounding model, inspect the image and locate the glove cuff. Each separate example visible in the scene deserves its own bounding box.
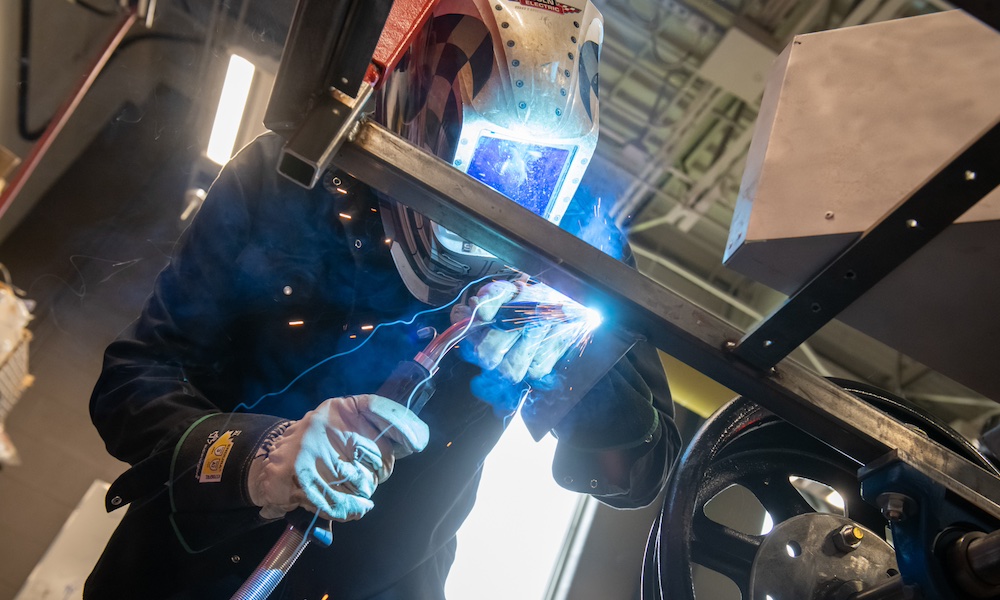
[169,413,289,526]
[246,420,296,516]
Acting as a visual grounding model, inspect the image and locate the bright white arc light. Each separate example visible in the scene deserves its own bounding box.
[445,412,581,599]
[207,54,255,165]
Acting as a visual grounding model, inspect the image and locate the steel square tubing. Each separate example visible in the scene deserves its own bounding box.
[332,121,1000,520]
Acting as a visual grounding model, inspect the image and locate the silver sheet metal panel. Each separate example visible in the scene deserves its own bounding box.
[725,10,1000,400]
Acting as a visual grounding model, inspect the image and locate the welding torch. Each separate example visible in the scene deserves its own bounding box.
[230,300,583,600]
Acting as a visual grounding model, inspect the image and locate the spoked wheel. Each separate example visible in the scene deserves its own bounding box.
[642,379,998,600]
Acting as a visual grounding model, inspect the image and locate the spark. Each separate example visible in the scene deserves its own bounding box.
[338,213,352,220]
[491,282,604,360]
[288,320,304,326]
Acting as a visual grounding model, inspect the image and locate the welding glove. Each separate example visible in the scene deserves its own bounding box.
[453,280,579,384]
[247,394,429,521]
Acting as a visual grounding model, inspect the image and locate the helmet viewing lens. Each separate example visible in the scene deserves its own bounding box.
[464,134,578,220]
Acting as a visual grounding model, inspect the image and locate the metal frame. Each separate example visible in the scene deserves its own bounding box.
[331,121,1000,523]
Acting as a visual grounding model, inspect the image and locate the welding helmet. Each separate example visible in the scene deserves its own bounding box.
[377,0,603,306]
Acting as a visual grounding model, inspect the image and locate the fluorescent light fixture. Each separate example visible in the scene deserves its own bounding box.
[207,54,255,165]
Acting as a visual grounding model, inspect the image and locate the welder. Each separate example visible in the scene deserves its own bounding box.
[85,1,680,598]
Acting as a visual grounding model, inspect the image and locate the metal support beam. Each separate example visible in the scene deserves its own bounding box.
[332,121,1000,523]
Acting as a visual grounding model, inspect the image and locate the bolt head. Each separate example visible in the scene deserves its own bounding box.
[877,493,915,522]
[832,524,864,552]
[845,525,863,543]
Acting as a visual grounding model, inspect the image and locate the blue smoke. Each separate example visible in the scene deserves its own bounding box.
[560,183,628,262]
[470,370,526,420]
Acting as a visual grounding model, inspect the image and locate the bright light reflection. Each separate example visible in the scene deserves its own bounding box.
[825,490,846,510]
[581,306,603,331]
[761,511,774,535]
[446,412,581,598]
[207,54,255,165]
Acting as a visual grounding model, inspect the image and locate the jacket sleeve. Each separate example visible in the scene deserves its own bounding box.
[550,338,680,508]
[544,218,681,507]
[90,140,287,550]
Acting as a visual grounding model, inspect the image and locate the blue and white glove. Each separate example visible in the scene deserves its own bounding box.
[247,394,429,521]
[454,280,580,384]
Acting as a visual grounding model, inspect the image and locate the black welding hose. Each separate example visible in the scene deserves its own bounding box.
[18,0,46,141]
[229,523,307,600]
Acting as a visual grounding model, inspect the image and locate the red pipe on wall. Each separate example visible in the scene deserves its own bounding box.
[0,8,138,222]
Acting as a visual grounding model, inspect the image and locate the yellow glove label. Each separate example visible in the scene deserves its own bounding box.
[198,430,238,483]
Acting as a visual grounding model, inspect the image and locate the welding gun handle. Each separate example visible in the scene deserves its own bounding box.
[377,360,434,416]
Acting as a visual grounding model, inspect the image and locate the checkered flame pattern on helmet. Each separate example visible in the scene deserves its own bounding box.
[380,0,603,227]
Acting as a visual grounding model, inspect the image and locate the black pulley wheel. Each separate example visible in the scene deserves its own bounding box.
[644,379,998,600]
